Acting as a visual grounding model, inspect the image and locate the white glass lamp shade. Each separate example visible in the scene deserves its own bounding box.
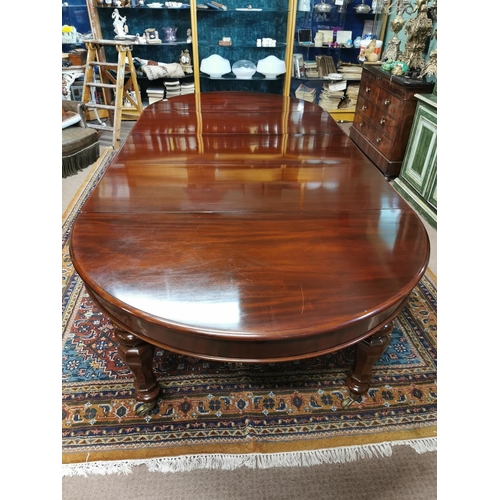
[232,60,257,79]
[200,54,231,78]
[256,56,286,79]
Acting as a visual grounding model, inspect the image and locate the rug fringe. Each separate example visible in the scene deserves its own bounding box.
[62,438,436,477]
[394,437,437,454]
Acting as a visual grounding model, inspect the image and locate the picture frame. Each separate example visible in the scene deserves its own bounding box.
[70,85,83,101]
[298,29,312,44]
[317,29,334,44]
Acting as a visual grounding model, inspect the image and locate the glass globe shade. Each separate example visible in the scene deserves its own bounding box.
[232,60,257,79]
[256,56,286,79]
[200,54,231,78]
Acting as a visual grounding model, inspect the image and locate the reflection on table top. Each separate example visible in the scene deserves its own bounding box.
[70,92,430,360]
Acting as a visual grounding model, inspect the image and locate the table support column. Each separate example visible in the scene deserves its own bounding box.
[113,325,161,416]
[342,322,393,408]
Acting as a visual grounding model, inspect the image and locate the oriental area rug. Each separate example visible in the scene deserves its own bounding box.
[62,150,437,476]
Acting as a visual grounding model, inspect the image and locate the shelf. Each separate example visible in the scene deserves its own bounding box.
[132,42,193,46]
[137,74,194,80]
[200,73,285,81]
[97,5,190,9]
[196,9,289,13]
[199,43,287,48]
[291,77,330,82]
[295,44,338,49]
[329,108,356,122]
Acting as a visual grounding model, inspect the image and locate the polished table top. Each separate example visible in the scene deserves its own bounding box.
[70,92,430,363]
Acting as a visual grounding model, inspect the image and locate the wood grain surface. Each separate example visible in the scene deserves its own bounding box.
[70,92,430,362]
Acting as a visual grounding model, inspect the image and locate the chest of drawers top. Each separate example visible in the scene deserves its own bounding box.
[364,65,428,92]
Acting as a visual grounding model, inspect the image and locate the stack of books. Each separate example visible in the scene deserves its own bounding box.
[181,81,195,95]
[318,83,345,112]
[295,84,316,103]
[337,64,363,81]
[315,56,336,78]
[303,60,318,78]
[327,80,347,93]
[345,84,360,109]
[164,80,181,98]
[146,86,164,105]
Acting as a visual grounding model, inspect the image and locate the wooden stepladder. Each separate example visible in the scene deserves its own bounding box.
[82,39,143,149]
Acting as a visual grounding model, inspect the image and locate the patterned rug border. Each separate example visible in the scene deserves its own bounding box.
[62,150,437,473]
[62,147,115,329]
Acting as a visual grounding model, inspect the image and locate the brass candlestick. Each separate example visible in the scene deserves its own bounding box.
[400,0,434,71]
[381,0,413,62]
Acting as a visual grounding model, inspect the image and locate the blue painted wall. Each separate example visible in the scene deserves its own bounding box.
[62,1,92,36]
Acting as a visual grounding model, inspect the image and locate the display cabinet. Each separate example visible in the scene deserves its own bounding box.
[77,0,393,106]
[289,0,388,121]
[86,1,197,100]
[196,0,293,95]
[393,93,437,228]
[84,0,295,98]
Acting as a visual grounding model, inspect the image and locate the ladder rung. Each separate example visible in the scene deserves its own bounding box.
[87,124,113,131]
[85,103,116,110]
[89,61,119,68]
[85,82,117,89]
[122,109,141,116]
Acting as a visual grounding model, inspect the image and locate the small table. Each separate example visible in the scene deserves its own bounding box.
[70,92,430,415]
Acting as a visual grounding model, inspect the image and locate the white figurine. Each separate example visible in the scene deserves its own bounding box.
[314,31,323,48]
[112,9,128,38]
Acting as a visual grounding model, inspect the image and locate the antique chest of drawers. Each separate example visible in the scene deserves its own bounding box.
[349,65,434,178]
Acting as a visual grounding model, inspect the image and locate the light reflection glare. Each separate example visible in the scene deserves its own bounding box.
[323,181,339,190]
[116,293,241,327]
[378,208,401,251]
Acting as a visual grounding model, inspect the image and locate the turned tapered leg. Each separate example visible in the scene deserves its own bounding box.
[342,322,393,408]
[113,325,161,416]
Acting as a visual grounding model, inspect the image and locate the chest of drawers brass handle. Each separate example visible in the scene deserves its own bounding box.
[384,99,390,105]
[376,137,382,143]
[362,105,367,110]
[380,118,386,125]
[365,86,371,93]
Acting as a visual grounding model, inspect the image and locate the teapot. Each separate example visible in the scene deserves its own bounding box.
[314,0,332,13]
[162,27,178,43]
[354,0,371,14]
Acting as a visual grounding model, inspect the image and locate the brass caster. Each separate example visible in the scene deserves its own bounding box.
[136,401,157,416]
[341,396,355,409]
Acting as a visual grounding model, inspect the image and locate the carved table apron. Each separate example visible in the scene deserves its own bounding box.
[70,92,430,415]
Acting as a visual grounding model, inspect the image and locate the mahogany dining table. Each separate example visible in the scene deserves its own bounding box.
[70,92,430,415]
